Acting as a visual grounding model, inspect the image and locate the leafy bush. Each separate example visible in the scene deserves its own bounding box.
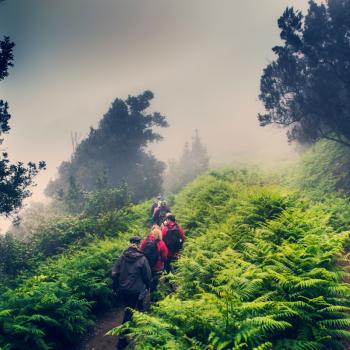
[118,170,350,350]
[4,153,350,350]
[287,140,350,197]
[0,234,33,283]
[61,180,131,216]
[0,203,139,282]
[0,203,150,350]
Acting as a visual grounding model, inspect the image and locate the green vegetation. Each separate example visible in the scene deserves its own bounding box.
[0,185,131,282]
[258,0,350,149]
[287,140,350,197]
[0,202,150,349]
[3,141,350,350]
[3,2,350,349]
[0,210,128,282]
[45,90,168,204]
[114,168,350,350]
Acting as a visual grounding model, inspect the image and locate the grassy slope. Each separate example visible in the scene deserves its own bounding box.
[120,168,350,350]
[3,142,350,350]
[0,203,150,350]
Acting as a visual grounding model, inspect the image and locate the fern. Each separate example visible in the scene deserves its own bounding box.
[122,170,350,349]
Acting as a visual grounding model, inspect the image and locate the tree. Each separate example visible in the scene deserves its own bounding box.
[258,0,350,147]
[46,90,168,203]
[64,176,85,214]
[191,129,210,175]
[0,36,45,216]
[164,130,209,192]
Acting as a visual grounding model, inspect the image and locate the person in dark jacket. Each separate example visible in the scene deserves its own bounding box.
[152,200,171,226]
[112,235,152,349]
[162,213,186,273]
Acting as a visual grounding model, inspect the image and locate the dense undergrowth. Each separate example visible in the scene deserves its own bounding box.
[3,141,350,350]
[279,140,350,198]
[0,185,131,283]
[116,168,350,350]
[0,203,150,350]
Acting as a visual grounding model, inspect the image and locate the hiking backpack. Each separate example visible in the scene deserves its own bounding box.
[164,225,183,252]
[143,238,159,269]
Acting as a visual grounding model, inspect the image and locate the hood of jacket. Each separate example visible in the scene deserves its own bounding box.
[122,246,144,263]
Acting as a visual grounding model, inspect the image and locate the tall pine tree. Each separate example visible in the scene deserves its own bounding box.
[164,130,209,193]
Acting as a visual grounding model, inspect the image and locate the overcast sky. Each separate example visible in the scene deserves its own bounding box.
[0,0,310,228]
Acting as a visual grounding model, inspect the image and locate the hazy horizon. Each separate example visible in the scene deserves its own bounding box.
[0,0,310,231]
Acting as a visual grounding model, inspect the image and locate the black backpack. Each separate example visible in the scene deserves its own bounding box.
[164,225,183,252]
[142,238,159,269]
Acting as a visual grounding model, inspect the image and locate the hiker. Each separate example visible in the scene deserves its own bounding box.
[162,213,186,273]
[149,195,162,226]
[141,225,168,293]
[150,195,162,217]
[153,200,171,226]
[111,236,152,348]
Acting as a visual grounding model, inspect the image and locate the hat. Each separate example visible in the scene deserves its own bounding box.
[129,235,141,244]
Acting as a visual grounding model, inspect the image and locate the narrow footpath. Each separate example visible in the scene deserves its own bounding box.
[79,307,124,350]
[79,292,151,350]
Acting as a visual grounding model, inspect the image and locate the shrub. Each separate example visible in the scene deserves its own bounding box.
[118,170,350,350]
[0,203,149,350]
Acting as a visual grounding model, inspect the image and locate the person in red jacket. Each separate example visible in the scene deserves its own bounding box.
[141,225,168,292]
[162,213,186,273]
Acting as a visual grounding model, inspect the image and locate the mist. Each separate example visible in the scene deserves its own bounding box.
[0,0,310,231]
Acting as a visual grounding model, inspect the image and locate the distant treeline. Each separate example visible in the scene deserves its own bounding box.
[44,90,209,213]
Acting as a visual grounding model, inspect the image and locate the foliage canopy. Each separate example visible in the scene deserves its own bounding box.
[259,0,350,147]
[0,36,45,216]
[46,90,168,203]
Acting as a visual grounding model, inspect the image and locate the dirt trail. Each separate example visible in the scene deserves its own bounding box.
[78,289,151,350]
[80,306,124,350]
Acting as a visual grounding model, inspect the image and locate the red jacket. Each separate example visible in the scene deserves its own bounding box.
[162,222,186,257]
[141,234,168,273]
